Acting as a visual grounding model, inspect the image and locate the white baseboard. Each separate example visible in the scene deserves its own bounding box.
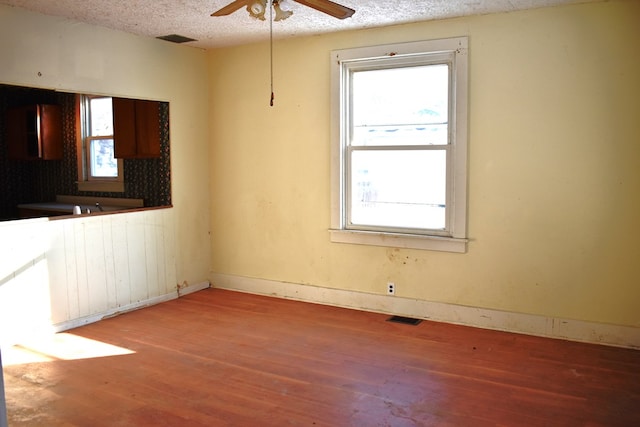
[210,273,640,350]
[50,281,211,333]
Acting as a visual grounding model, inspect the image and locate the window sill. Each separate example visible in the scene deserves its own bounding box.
[77,180,125,193]
[329,229,468,253]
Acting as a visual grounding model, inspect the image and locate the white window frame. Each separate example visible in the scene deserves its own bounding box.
[330,37,469,253]
[77,94,124,193]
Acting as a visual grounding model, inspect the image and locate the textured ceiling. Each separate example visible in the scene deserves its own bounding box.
[0,0,597,49]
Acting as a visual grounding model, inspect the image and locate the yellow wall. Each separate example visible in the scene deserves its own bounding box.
[0,5,211,287]
[1,1,637,334]
[209,0,640,327]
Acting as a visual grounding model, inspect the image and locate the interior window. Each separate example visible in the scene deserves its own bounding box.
[0,84,172,221]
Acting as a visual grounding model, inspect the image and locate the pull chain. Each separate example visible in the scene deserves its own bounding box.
[269,0,274,106]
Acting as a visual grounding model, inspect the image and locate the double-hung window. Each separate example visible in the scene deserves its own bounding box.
[330,37,468,253]
[77,95,124,192]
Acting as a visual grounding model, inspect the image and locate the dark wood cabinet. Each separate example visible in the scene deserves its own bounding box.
[113,98,161,158]
[6,104,63,160]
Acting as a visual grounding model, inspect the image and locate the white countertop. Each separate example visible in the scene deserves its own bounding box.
[18,202,128,214]
[18,195,145,216]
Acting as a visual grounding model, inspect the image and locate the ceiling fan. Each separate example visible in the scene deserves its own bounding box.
[211,0,355,21]
[211,0,354,107]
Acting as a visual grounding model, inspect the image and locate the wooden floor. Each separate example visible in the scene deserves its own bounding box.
[3,288,639,426]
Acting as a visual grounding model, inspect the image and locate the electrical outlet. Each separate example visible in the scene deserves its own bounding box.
[387,282,395,295]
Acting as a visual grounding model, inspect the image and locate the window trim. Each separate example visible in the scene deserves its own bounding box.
[330,37,469,253]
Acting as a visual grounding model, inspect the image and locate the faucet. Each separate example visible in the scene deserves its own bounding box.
[95,202,104,212]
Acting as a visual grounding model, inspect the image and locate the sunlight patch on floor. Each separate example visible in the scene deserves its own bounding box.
[2,332,135,366]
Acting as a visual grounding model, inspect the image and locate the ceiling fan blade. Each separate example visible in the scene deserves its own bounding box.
[211,0,252,16]
[293,0,355,19]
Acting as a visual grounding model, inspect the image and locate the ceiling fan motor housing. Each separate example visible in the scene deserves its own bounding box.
[212,0,355,21]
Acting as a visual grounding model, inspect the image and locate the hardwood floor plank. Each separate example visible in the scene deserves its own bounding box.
[4,288,639,426]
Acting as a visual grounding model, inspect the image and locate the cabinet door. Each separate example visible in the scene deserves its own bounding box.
[134,100,161,158]
[39,105,63,160]
[113,98,161,159]
[113,98,137,158]
[5,104,62,160]
[6,107,28,159]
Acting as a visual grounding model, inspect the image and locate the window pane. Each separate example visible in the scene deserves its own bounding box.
[89,97,113,136]
[350,150,446,230]
[90,138,117,178]
[352,65,449,146]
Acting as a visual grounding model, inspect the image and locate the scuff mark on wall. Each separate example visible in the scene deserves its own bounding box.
[177,280,189,296]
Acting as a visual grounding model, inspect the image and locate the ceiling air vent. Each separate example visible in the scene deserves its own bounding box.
[156,34,197,44]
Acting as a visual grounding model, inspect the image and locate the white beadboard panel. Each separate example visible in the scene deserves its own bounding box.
[0,208,180,348]
[83,218,109,316]
[101,215,118,310]
[50,281,210,332]
[144,211,160,298]
[47,221,70,324]
[111,214,132,307]
[61,220,80,320]
[72,221,91,318]
[126,212,149,303]
[153,211,168,295]
[210,273,640,350]
[0,219,51,346]
[161,209,177,294]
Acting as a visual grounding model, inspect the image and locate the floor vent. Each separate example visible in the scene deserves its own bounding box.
[387,315,422,326]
